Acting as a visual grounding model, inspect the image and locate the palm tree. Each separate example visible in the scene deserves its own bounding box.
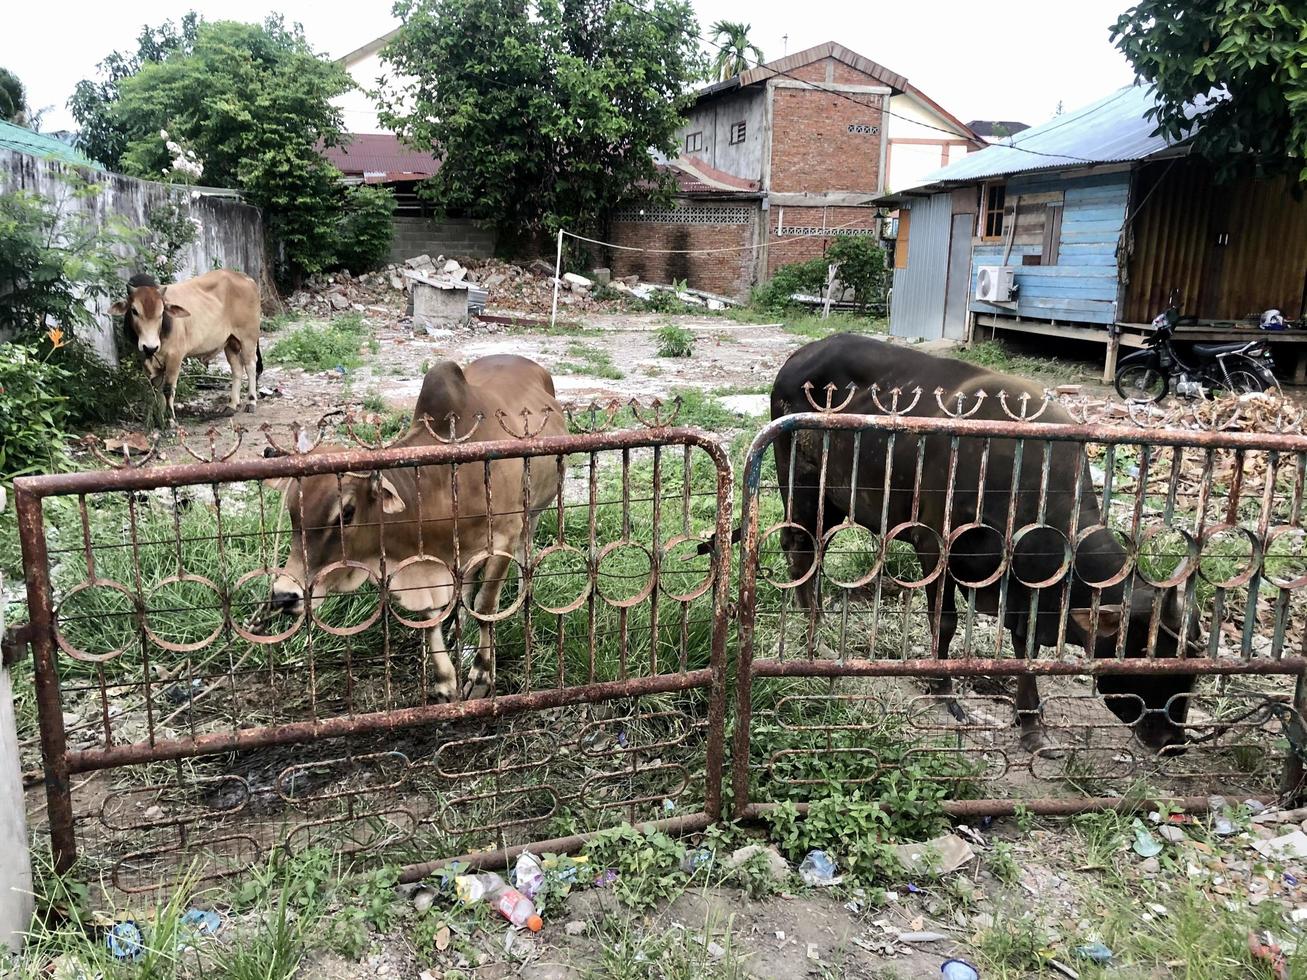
[709,21,764,82]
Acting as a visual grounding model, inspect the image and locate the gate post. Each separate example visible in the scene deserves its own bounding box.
[0,491,35,953]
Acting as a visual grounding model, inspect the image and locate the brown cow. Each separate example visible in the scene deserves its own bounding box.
[110,270,262,424]
[269,355,567,702]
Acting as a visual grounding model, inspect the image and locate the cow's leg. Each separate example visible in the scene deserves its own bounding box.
[241,345,259,413]
[462,553,512,700]
[223,346,243,414]
[427,624,458,703]
[162,355,183,427]
[1011,629,1059,754]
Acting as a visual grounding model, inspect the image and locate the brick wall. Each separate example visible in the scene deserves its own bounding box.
[767,205,879,275]
[609,204,760,300]
[770,87,884,193]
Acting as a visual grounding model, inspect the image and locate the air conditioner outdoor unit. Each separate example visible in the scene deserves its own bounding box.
[975,265,1017,303]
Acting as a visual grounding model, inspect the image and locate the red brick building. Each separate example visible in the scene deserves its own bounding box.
[610,43,979,300]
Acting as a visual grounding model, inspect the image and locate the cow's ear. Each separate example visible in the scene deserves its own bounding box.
[370,472,406,514]
[1070,604,1123,638]
[109,300,128,316]
[165,303,191,319]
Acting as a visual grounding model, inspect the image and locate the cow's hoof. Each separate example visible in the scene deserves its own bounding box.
[945,698,969,724]
[1019,728,1063,757]
[462,673,492,701]
[430,683,457,704]
[245,402,256,414]
[222,405,238,417]
[926,677,954,697]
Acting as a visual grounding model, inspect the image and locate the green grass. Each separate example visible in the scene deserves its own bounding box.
[953,338,1088,383]
[557,341,624,379]
[266,313,373,371]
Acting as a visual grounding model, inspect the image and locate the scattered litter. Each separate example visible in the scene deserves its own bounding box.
[181,908,222,936]
[1049,960,1080,979]
[1291,908,1307,924]
[843,899,862,914]
[434,925,450,951]
[1132,820,1163,858]
[941,958,981,980]
[50,956,103,980]
[106,921,144,960]
[593,869,619,888]
[513,852,545,900]
[680,848,713,874]
[895,834,975,876]
[884,890,900,902]
[806,943,820,961]
[1073,942,1113,964]
[1249,930,1290,979]
[454,871,542,931]
[799,850,842,886]
[662,798,677,813]
[564,920,585,936]
[956,825,986,846]
[1252,830,1307,860]
[706,941,726,959]
[898,931,949,943]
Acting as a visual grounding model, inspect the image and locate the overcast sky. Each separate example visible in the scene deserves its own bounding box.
[5,0,1139,135]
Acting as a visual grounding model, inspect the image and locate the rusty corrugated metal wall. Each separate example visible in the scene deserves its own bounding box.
[1123,159,1307,323]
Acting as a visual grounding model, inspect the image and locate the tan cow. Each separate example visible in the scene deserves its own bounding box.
[110,270,262,425]
[269,355,567,702]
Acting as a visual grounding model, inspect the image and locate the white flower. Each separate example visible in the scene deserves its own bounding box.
[160,129,169,140]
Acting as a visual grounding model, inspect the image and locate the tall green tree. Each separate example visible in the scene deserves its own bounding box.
[708,20,764,82]
[381,0,705,239]
[1112,0,1307,180]
[0,68,28,124]
[69,14,353,284]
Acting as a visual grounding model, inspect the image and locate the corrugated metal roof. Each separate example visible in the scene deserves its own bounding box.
[890,85,1190,194]
[0,120,100,169]
[321,133,440,179]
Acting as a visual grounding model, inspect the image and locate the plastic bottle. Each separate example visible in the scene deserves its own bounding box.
[455,872,543,932]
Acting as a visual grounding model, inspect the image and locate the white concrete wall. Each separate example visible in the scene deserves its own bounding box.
[336,50,391,134]
[885,93,973,193]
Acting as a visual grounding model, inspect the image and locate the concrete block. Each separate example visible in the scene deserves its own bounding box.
[590,268,611,285]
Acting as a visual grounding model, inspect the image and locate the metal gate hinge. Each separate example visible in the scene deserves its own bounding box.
[1,623,35,669]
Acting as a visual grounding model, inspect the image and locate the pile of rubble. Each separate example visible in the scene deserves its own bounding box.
[285,253,735,320]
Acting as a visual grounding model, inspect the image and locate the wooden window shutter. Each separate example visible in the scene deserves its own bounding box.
[895,209,911,269]
[1041,202,1064,265]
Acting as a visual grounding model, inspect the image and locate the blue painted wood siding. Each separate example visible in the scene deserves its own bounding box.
[969,171,1128,325]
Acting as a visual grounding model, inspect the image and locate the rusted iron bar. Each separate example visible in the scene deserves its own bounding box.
[65,669,715,774]
[397,811,716,883]
[14,487,77,873]
[14,427,726,498]
[741,795,1276,821]
[751,657,1307,678]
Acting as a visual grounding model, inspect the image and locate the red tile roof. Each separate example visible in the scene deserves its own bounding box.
[321,133,440,179]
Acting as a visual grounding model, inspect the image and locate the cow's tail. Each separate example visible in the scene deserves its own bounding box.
[694,525,743,557]
[256,342,264,377]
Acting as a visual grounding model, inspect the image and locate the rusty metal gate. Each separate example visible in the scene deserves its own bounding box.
[731,392,1307,821]
[12,408,732,890]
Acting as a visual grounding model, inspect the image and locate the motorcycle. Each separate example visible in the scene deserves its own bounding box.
[1114,292,1279,402]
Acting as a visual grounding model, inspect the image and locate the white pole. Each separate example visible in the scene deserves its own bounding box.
[550,229,563,331]
[822,263,836,319]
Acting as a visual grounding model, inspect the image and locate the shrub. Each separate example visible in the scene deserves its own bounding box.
[751,257,827,312]
[826,235,888,313]
[140,199,199,283]
[0,340,73,479]
[334,185,396,274]
[656,323,695,358]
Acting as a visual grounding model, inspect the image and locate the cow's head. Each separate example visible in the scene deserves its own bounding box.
[108,274,189,359]
[1070,585,1198,754]
[268,469,406,616]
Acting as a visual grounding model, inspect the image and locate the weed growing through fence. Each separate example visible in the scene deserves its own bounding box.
[656,323,696,358]
[266,313,372,371]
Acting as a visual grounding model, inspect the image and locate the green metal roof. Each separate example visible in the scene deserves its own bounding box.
[0,120,100,169]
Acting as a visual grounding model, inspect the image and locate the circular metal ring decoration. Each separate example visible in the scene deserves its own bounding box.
[756,522,820,590]
[1134,523,1199,589]
[54,579,141,663]
[593,540,656,609]
[529,544,593,614]
[882,521,945,589]
[1010,522,1073,589]
[946,522,1009,590]
[309,561,383,635]
[231,568,305,644]
[1072,524,1136,589]
[1197,523,1263,589]
[819,521,883,591]
[1262,524,1307,590]
[461,550,529,622]
[141,573,228,653]
[658,535,716,603]
[383,554,459,628]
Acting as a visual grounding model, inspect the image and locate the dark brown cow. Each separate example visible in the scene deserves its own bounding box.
[762,334,1198,753]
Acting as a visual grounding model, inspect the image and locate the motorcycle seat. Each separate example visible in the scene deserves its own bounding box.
[1191,341,1260,357]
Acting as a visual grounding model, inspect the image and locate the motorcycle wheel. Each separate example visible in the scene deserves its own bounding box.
[1115,363,1168,402]
[1208,365,1272,396]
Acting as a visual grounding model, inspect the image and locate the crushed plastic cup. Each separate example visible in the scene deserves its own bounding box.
[798,850,841,886]
[1074,942,1113,964]
[941,958,980,980]
[181,908,222,936]
[1132,820,1162,858]
[106,921,144,960]
[513,852,545,900]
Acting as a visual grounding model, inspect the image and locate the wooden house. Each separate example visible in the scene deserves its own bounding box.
[877,85,1307,382]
